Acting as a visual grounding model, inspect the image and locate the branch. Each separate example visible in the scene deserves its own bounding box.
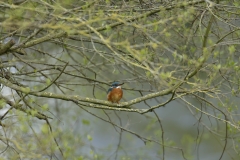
[11,32,67,50]
[140,89,176,114]
[83,0,205,34]
[0,52,204,112]
[0,94,50,121]
[0,77,181,108]
[0,42,208,112]
[0,39,15,55]
[36,62,69,92]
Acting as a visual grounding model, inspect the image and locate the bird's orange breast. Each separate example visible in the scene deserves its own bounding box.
[107,88,123,103]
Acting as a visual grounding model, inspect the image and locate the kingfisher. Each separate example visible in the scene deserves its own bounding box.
[107,82,124,103]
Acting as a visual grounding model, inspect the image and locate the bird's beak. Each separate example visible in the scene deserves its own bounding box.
[119,82,124,86]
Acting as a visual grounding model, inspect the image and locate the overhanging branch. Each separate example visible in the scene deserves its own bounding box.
[83,0,205,34]
[0,47,208,110]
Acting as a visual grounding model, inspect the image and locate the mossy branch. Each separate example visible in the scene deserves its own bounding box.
[11,32,67,50]
[0,39,15,55]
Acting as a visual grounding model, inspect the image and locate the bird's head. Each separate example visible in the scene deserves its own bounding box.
[111,82,124,88]
[107,82,124,93]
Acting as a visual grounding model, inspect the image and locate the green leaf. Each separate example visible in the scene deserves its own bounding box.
[0,99,6,109]
[46,78,51,85]
[82,119,90,125]
[41,124,49,134]
[42,104,49,111]
[30,109,38,116]
[228,45,236,54]
[87,135,92,141]
[21,87,31,93]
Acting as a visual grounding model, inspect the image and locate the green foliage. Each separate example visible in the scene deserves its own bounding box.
[46,78,51,85]
[0,99,6,109]
[21,87,31,93]
[181,134,194,159]
[87,134,92,141]
[42,103,49,111]
[228,45,236,54]
[82,119,90,125]
[41,123,49,134]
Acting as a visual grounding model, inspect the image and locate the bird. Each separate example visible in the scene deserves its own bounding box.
[107,82,124,103]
